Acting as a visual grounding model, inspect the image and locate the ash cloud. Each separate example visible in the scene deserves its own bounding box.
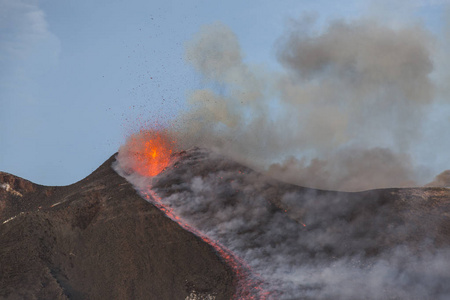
[426,170,450,187]
[268,147,417,191]
[173,18,441,191]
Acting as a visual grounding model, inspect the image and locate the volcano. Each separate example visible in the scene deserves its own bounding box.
[1,148,450,299]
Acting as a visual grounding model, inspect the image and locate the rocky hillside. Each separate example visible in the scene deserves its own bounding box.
[0,155,235,300]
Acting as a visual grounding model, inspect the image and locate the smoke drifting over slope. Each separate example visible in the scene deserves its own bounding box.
[115,148,450,299]
[173,18,447,191]
[427,170,450,187]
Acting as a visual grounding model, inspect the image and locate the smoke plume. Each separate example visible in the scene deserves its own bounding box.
[172,18,441,191]
[114,148,450,299]
[426,170,450,187]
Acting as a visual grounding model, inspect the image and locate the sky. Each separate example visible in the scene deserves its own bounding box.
[1,0,449,186]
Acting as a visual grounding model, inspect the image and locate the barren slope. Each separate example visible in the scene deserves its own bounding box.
[0,155,235,300]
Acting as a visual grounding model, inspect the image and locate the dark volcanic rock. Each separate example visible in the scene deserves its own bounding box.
[0,155,235,300]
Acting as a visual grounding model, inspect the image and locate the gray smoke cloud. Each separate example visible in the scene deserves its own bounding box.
[114,148,450,299]
[267,147,417,191]
[172,18,441,191]
[426,169,450,187]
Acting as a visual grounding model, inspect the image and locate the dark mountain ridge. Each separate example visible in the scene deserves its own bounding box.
[0,154,235,300]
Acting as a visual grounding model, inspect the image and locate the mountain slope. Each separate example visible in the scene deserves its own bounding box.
[144,148,450,299]
[0,155,235,300]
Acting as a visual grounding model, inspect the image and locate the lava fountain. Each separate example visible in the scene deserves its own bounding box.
[117,129,175,176]
[115,129,269,299]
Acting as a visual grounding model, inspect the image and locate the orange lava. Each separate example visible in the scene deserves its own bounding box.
[125,130,175,177]
[143,188,271,299]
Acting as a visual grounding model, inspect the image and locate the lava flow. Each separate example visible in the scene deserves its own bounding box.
[119,129,269,298]
[143,189,269,299]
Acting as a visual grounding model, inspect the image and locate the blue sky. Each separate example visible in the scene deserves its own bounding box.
[1,0,449,185]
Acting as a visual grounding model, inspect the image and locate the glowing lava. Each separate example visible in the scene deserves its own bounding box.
[119,131,270,297]
[143,189,270,299]
[122,130,175,176]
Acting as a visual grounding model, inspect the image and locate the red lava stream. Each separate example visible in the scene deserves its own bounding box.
[143,188,270,299]
[120,130,271,298]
